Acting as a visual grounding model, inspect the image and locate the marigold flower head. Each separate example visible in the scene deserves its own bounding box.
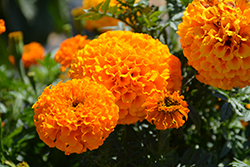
[143,91,190,130]
[54,35,90,72]
[177,0,250,90]
[70,30,183,124]
[33,78,119,155]
[0,19,6,34]
[21,42,45,68]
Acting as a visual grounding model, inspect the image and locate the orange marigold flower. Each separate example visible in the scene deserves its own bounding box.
[177,0,250,90]
[0,19,6,34]
[143,91,190,130]
[70,30,183,125]
[22,42,45,68]
[54,35,90,72]
[33,78,119,155]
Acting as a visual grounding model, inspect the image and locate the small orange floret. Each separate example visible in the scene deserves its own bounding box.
[8,55,15,66]
[70,30,183,125]
[0,19,6,34]
[21,42,45,68]
[177,0,250,90]
[143,91,190,130]
[33,78,119,155]
[54,35,90,72]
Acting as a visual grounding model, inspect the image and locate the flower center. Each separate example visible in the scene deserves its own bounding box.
[72,100,80,107]
[164,97,179,107]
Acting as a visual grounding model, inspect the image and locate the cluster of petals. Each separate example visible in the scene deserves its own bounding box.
[22,42,45,68]
[54,34,90,72]
[33,78,119,155]
[143,91,190,130]
[0,19,6,34]
[177,0,250,90]
[70,30,183,125]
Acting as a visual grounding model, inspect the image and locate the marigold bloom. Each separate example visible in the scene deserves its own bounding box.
[177,0,250,90]
[54,35,90,72]
[143,91,189,130]
[70,30,183,124]
[0,19,6,34]
[22,42,45,68]
[33,78,119,155]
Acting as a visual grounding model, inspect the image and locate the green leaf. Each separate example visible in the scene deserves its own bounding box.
[220,102,233,122]
[0,103,7,114]
[180,0,192,7]
[101,0,111,13]
[96,2,104,11]
[148,11,162,20]
[90,13,103,21]
[109,5,118,15]
[244,111,250,122]
[219,141,232,158]
[3,126,23,148]
[212,93,228,101]
[188,103,201,134]
[170,21,177,31]
[196,153,211,166]
[181,148,193,165]
[189,149,202,166]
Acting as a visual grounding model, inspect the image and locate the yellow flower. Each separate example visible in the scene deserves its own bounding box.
[143,91,190,130]
[177,0,250,90]
[33,78,119,155]
[54,35,90,72]
[22,42,45,68]
[17,161,29,167]
[70,30,183,124]
[0,19,6,34]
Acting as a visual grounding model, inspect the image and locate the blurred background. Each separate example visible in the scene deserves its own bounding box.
[0,0,82,65]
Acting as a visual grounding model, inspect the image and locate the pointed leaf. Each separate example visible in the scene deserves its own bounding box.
[188,103,201,134]
[220,102,233,122]
[181,148,193,165]
[196,153,211,166]
[212,93,228,101]
[96,1,104,11]
[101,0,111,13]
[219,141,232,158]
[189,149,202,166]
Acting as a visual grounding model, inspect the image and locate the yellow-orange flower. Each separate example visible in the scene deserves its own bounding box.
[33,78,119,155]
[54,35,90,72]
[177,0,250,90]
[70,30,183,124]
[22,42,45,68]
[0,19,6,34]
[143,91,190,130]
